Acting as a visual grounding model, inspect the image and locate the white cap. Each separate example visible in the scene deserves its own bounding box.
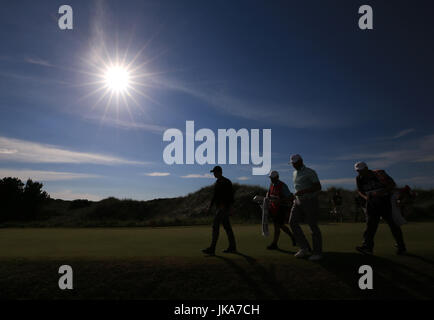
[354,161,368,171]
[269,170,279,178]
[289,154,302,164]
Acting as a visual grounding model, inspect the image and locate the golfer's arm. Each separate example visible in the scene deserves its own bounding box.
[313,182,322,192]
[209,194,215,208]
[358,190,368,201]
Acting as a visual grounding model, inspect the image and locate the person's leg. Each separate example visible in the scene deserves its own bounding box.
[271,207,287,245]
[381,198,406,250]
[362,202,380,250]
[221,209,236,250]
[385,218,406,250]
[210,209,222,250]
[280,224,297,246]
[304,199,322,255]
[272,222,280,245]
[289,202,310,250]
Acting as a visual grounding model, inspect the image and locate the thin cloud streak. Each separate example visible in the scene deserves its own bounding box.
[237,176,250,181]
[49,190,103,201]
[0,136,145,165]
[397,176,434,187]
[83,115,167,134]
[180,173,213,179]
[335,134,434,168]
[393,128,415,139]
[0,71,70,86]
[25,57,54,68]
[0,169,100,181]
[152,77,349,129]
[144,172,170,177]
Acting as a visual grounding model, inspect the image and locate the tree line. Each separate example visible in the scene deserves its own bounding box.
[0,177,49,222]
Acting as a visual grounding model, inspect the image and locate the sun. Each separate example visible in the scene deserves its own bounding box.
[104,65,130,93]
[74,38,166,119]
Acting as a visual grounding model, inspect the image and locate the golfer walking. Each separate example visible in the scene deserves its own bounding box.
[266,170,297,250]
[202,166,237,255]
[289,154,323,261]
[354,162,406,255]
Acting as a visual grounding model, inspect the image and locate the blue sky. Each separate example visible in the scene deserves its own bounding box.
[1,0,434,200]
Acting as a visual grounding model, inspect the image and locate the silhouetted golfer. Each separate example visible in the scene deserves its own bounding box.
[202,166,237,255]
[354,162,407,255]
[289,154,323,261]
[266,170,297,250]
[331,190,343,222]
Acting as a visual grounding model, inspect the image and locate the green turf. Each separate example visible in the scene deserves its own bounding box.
[0,223,433,299]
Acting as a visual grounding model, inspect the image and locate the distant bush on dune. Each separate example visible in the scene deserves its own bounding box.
[69,199,92,210]
[88,197,147,220]
[0,176,433,227]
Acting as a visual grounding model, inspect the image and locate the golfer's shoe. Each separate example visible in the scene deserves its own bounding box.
[356,246,373,255]
[202,247,215,255]
[294,248,311,258]
[223,248,237,253]
[267,243,279,250]
[309,254,323,261]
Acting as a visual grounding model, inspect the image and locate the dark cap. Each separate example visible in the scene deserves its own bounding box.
[210,165,222,173]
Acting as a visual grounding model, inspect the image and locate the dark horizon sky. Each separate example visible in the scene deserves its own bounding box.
[0,0,433,200]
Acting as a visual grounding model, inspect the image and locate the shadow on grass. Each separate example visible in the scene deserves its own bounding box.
[213,254,268,299]
[214,251,291,299]
[405,253,434,267]
[316,252,433,299]
[276,248,296,255]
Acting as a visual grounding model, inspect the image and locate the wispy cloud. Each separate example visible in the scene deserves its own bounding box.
[0,56,54,68]
[336,134,434,168]
[392,128,415,139]
[180,173,213,179]
[83,115,167,134]
[144,172,170,177]
[271,162,335,173]
[0,148,17,154]
[0,71,69,85]
[397,176,434,187]
[25,57,54,68]
[237,176,250,181]
[152,77,350,129]
[49,190,103,201]
[318,176,434,188]
[0,136,145,165]
[0,169,100,181]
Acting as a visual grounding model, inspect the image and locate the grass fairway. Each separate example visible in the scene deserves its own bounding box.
[0,223,433,300]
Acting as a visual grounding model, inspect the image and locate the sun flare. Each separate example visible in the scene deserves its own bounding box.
[104,66,130,93]
[75,38,165,120]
